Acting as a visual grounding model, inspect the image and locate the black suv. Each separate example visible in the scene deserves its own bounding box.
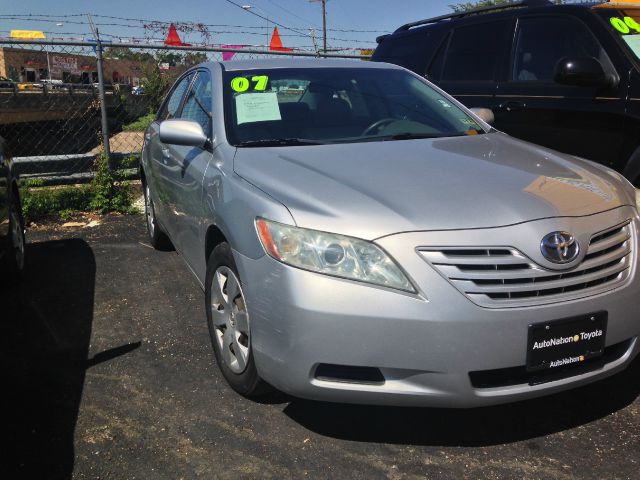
[372,0,640,185]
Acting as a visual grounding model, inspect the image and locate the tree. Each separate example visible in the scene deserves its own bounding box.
[182,52,208,67]
[450,0,564,13]
[103,46,153,63]
[141,59,172,112]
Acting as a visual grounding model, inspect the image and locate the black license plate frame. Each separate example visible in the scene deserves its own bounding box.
[526,311,607,373]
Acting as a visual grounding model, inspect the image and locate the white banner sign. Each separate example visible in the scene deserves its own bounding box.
[51,55,80,74]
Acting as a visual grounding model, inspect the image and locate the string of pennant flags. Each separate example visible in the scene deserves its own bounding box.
[6,22,372,56]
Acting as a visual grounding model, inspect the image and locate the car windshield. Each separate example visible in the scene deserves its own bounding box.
[222,67,486,146]
[597,7,640,61]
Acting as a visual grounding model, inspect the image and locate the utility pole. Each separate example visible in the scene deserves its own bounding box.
[87,14,111,168]
[310,0,327,54]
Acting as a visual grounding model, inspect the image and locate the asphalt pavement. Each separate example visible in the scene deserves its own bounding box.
[2,214,639,479]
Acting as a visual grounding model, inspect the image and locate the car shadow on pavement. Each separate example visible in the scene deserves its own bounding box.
[0,238,139,479]
[283,355,640,447]
[1,239,96,479]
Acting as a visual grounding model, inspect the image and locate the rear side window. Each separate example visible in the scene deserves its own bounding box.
[441,21,508,82]
[512,16,612,82]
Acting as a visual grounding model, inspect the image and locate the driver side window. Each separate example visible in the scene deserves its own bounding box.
[512,16,613,82]
[180,70,213,137]
[157,73,194,121]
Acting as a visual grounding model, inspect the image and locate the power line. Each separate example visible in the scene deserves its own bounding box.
[221,0,313,38]
[0,13,389,33]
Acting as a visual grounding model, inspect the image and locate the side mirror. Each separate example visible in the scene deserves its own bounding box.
[553,57,612,88]
[159,119,207,148]
[469,107,495,126]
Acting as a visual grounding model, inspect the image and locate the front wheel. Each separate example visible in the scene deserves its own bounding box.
[205,242,270,397]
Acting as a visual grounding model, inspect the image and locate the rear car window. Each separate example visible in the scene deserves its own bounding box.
[442,20,508,82]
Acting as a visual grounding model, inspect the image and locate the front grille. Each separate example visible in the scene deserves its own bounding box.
[419,222,633,308]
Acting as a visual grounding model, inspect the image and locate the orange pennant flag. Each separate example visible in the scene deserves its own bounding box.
[269,27,293,52]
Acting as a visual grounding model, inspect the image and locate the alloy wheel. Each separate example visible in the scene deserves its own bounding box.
[210,266,250,374]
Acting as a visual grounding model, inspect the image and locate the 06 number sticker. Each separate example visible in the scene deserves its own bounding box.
[610,16,640,34]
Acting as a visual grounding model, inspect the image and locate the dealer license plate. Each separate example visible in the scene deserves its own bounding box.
[526,311,607,373]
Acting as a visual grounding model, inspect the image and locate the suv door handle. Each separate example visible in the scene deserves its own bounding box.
[497,100,526,112]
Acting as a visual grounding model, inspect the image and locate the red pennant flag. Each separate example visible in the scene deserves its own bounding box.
[269,27,293,52]
[165,23,189,46]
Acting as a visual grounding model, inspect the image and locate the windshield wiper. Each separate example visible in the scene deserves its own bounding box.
[235,138,326,147]
[381,132,458,141]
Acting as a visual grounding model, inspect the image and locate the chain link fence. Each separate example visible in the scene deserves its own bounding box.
[0,39,369,185]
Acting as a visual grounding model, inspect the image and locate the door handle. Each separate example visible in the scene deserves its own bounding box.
[161,147,171,159]
[497,100,526,112]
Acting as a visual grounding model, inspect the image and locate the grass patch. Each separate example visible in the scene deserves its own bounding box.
[20,155,137,223]
[123,113,155,132]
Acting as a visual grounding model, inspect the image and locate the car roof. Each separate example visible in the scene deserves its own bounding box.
[215,58,404,72]
[387,0,603,37]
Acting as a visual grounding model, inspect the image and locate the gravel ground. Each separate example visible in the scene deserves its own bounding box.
[2,214,639,480]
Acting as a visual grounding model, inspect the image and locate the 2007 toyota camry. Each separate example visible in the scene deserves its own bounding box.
[141,59,640,407]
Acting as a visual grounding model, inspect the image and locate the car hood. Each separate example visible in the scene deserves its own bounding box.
[233,132,632,240]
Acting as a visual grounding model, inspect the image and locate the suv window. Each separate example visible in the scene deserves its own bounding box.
[441,21,507,82]
[181,70,213,136]
[512,16,612,82]
[158,73,193,121]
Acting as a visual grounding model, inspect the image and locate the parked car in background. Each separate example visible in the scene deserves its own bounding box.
[141,58,640,407]
[373,0,640,186]
[0,76,15,89]
[0,136,25,280]
[132,85,145,95]
[17,82,42,91]
[40,79,64,90]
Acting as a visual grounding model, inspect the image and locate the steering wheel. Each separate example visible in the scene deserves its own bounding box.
[361,118,398,136]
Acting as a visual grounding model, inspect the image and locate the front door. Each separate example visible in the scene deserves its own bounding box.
[494,14,627,168]
[162,69,214,277]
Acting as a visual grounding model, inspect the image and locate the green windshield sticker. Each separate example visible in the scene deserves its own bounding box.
[610,16,640,34]
[231,75,270,92]
[235,92,281,124]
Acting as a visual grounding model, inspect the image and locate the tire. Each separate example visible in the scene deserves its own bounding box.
[3,190,25,280]
[143,181,173,250]
[205,242,270,397]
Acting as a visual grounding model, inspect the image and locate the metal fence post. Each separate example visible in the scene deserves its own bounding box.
[88,15,112,169]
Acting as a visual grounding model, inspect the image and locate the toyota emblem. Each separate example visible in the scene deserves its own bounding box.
[540,231,580,264]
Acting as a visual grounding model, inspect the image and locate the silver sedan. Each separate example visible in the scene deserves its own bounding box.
[141,59,640,407]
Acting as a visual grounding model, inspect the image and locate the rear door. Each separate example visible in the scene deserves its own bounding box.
[146,71,194,238]
[428,19,511,110]
[494,13,627,166]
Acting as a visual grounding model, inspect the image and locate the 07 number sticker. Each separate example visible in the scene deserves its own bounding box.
[231,75,269,92]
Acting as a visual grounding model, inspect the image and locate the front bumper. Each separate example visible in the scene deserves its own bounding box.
[234,209,640,407]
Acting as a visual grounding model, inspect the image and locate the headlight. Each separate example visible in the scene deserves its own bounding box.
[255,218,415,293]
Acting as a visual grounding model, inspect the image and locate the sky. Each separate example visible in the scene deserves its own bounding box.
[0,0,454,51]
